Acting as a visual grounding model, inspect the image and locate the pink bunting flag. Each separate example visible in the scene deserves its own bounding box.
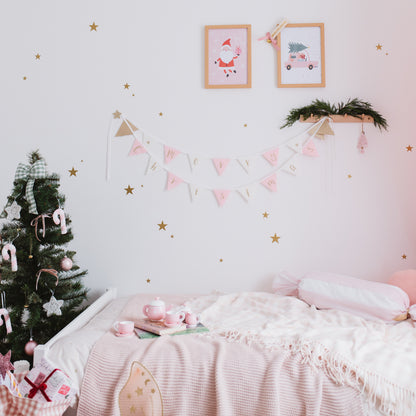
[212,158,231,176]
[166,172,183,191]
[263,147,280,166]
[164,146,181,164]
[128,139,147,156]
[213,189,230,207]
[302,139,319,157]
[261,173,278,192]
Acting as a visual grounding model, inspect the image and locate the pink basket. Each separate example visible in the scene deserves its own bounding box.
[0,385,71,416]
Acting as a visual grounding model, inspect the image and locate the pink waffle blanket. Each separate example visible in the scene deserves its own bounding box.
[77,293,365,416]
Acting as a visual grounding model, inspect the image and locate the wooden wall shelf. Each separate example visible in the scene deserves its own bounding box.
[299,114,374,123]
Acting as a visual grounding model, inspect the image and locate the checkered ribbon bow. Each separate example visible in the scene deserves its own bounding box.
[14,160,47,215]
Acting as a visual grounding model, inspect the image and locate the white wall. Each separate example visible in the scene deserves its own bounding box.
[1,0,415,297]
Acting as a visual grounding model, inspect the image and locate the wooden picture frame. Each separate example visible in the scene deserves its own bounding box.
[205,25,252,89]
[277,23,325,88]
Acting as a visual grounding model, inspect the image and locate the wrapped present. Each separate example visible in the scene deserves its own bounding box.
[18,358,74,403]
[1,371,21,397]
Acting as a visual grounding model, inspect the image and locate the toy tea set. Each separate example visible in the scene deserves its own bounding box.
[113,297,200,337]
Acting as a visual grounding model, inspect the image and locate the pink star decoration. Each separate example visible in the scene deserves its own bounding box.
[0,350,14,379]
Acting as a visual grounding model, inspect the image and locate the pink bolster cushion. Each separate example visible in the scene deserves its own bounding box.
[273,271,413,323]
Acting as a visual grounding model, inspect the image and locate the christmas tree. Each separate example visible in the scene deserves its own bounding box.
[288,42,308,53]
[0,151,88,362]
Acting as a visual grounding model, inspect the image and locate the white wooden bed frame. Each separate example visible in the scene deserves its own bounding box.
[33,288,118,366]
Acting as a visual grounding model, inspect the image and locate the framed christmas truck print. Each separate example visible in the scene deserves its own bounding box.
[277,23,325,88]
[205,25,252,89]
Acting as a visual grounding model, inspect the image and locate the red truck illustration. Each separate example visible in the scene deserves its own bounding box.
[284,42,319,71]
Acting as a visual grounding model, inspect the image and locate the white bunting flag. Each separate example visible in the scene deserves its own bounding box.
[237,157,253,174]
[287,136,306,153]
[281,155,300,176]
[188,184,201,201]
[188,154,201,171]
[238,185,255,202]
[146,156,162,175]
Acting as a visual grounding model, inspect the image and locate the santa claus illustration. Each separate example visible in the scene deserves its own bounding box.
[214,38,241,77]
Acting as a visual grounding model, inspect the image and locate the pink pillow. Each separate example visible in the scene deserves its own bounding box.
[273,271,414,323]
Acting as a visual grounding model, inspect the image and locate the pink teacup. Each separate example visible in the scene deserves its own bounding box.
[114,320,134,336]
[164,311,185,327]
[185,312,200,328]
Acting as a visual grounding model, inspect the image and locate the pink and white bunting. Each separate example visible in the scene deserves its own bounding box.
[302,139,319,157]
[238,185,255,202]
[166,172,183,190]
[237,157,253,173]
[213,189,230,207]
[146,156,162,175]
[164,146,181,164]
[128,139,147,156]
[262,147,280,166]
[261,173,278,192]
[212,158,231,176]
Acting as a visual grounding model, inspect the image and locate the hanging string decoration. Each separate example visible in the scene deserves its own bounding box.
[106,112,330,207]
[30,213,51,241]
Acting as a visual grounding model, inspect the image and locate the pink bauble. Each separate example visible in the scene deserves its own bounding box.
[388,270,416,305]
[24,339,38,356]
[60,256,73,271]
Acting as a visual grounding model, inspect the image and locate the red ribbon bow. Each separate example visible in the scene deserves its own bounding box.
[25,368,59,402]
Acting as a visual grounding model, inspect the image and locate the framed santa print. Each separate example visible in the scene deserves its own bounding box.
[205,25,252,89]
[277,23,325,88]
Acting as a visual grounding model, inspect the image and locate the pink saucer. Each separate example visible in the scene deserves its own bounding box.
[164,322,182,329]
[115,331,134,338]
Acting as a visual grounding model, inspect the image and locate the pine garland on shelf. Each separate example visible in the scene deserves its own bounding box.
[281,98,388,131]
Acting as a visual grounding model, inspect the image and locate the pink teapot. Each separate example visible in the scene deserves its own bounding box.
[143,297,169,321]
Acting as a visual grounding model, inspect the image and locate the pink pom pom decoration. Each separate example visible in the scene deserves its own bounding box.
[388,270,416,305]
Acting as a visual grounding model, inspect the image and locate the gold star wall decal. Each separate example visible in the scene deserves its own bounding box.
[347,174,352,179]
[170,235,174,238]
[270,234,280,243]
[124,185,134,195]
[159,112,163,116]
[68,167,78,176]
[243,123,247,127]
[23,76,27,80]
[89,22,98,31]
[219,258,223,262]
[158,221,167,230]
[406,145,413,152]
[402,254,407,259]
[146,278,151,283]
[113,110,121,119]
[35,53,41,60]
[124,83,130,89]
[376,44,382,50]
[262,212,269,218]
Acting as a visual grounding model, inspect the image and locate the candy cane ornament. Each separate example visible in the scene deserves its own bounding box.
[0,308,12,334]
[2,243,17,272]
[53,208,67,234]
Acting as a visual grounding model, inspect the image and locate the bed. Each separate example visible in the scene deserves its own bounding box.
[33,288,416,416]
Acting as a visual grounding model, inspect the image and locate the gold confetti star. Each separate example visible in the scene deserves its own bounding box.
[23,76,27,80]
[124,83,130,89]
[89,22,98,31]
[127,393,131,399]
[262,212,269,218]
[68,167,78,176]
[402,254,407,260]
[170,235,174,238]
[135,387,143,396]
[406,145,413,152]
[243,123,247,127]
[270,234,280,243]
[159,112,163,116]
[219,258,223,262]
[129,405,136,414]
[376,44,382,50]
[347,174,352,179]
[113,110,121,119]
[124,185,134,195]
[35,53,41,60]
[146,278,151,283]
[158,221,167,230]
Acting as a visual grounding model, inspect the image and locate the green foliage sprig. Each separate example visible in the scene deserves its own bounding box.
[281,98,388,131]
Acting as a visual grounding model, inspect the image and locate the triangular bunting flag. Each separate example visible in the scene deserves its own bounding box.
[212,158,231,176]
[238,185,255,202]
[287,136,305,153]
[166,172,183,191]
[237,157,253,174]
[213,189,230,207]
[115,120,139,137]
[281,156,300,176]
[146,156,162,175]
[261,174,278,192]
[188,184,201,201]
[164,146,181,164]
[262,147,280,166]
[308,119,335,140]
[302,139,319,157]
[128,139,147,156]
[188,154,201,171]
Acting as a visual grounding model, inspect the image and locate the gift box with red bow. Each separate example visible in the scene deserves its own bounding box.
[18,358,74,403]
